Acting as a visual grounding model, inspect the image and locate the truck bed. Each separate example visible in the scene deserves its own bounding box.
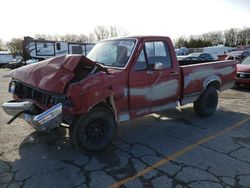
[178,59,214,66]
[179,60,236,105]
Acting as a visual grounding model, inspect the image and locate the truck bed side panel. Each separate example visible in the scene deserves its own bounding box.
[180,60,236,105]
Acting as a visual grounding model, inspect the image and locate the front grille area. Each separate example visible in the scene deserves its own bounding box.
[11,81,53,106]
[236,72,250,79]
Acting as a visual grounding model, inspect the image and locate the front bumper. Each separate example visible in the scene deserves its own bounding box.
[2,101,62,131]
[235,78,250,86]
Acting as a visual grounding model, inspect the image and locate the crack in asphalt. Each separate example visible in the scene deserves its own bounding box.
[1,133,250,188]
[1,120,250,188]
[159,132,250,166]
[1,135,250,188]
[109,138,250,188]
[0,159,32,188]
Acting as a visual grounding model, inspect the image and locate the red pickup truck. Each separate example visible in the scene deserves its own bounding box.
[2,36,236,151]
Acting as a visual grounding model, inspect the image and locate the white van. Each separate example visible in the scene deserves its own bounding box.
[0,51,13,68]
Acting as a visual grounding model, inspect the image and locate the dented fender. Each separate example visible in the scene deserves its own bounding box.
[66,72,115,115]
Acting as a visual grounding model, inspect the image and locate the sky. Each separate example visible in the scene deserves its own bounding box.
[0,0,250,41]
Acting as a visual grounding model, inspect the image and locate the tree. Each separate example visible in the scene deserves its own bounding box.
[236,28,250,45]
[245,28,250,45]
[34,34,59,41]
[109,25,128,38]
[60,34,79,42]
[175,37,188,48]
[93,26,110,41]
[224,28,238,47]
[91,25,128,42]
[78,34,88,42]
[6,38,24,57]
[187,37,211,48]
[0,39,6,51]
[87,33,96,43]
[202,31,223,46]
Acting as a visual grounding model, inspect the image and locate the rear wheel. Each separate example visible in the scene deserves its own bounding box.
[194,86,218,117]
[69,107,117,152]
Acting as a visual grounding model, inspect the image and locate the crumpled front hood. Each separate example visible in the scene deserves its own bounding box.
[11,55,102,93]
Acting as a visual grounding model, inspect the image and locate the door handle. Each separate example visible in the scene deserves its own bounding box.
[169,72,179,76]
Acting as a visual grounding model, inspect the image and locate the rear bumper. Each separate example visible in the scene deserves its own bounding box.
[2,101,62,131]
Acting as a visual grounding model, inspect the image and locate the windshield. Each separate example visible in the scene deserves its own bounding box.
[241,57,250,65]
[87,39,136,68]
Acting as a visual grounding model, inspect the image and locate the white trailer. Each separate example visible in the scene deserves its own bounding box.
[23,37,95,61]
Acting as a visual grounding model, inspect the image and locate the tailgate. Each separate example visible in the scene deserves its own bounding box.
[180,60,236,105]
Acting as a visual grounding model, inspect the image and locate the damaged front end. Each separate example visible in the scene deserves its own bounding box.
[2,55,107,131]
[2,101,62,132]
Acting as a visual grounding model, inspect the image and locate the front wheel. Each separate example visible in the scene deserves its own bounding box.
[69,107,117,152]
[194,86,218,117]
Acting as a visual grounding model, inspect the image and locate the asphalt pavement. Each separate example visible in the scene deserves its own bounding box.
[0,69,250,188]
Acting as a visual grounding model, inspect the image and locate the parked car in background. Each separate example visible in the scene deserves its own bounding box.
[6,56,23,69]
[175,47,189,56]
[25,58,39,65]
[0,52,13,68]
[178,55,211,65]
[227,50,250,62]
[177,56,203,61]
[235,56,250,88]
[187,52,214,61]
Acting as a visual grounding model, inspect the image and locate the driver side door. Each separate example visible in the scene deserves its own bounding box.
[129,40,180,118]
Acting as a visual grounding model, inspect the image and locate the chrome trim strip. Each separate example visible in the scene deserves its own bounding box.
[2,101,33,116]
[33,103,62,124]
[2,101,62,132]
[237,72,250,75]
[24,103,62,131]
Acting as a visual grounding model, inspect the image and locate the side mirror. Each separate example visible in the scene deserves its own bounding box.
[154,62,164,71]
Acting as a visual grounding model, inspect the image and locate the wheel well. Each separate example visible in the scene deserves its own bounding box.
[207,81,220,90]
[94,101,113,113]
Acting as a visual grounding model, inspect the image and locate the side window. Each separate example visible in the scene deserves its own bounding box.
[145,42,154,57]
[56,43,61,50]
[145,41,172,69]
[134,50,147,71]
[155,42,167,56]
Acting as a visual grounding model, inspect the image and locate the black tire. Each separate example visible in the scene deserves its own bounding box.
[194,86,218,117]
[69,107,117,152]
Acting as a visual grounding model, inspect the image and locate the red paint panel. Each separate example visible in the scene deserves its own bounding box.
[180,60,237,99]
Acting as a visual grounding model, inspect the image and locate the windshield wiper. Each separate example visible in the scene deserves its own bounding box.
[95,61,105,66]
[94,61,109,74]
